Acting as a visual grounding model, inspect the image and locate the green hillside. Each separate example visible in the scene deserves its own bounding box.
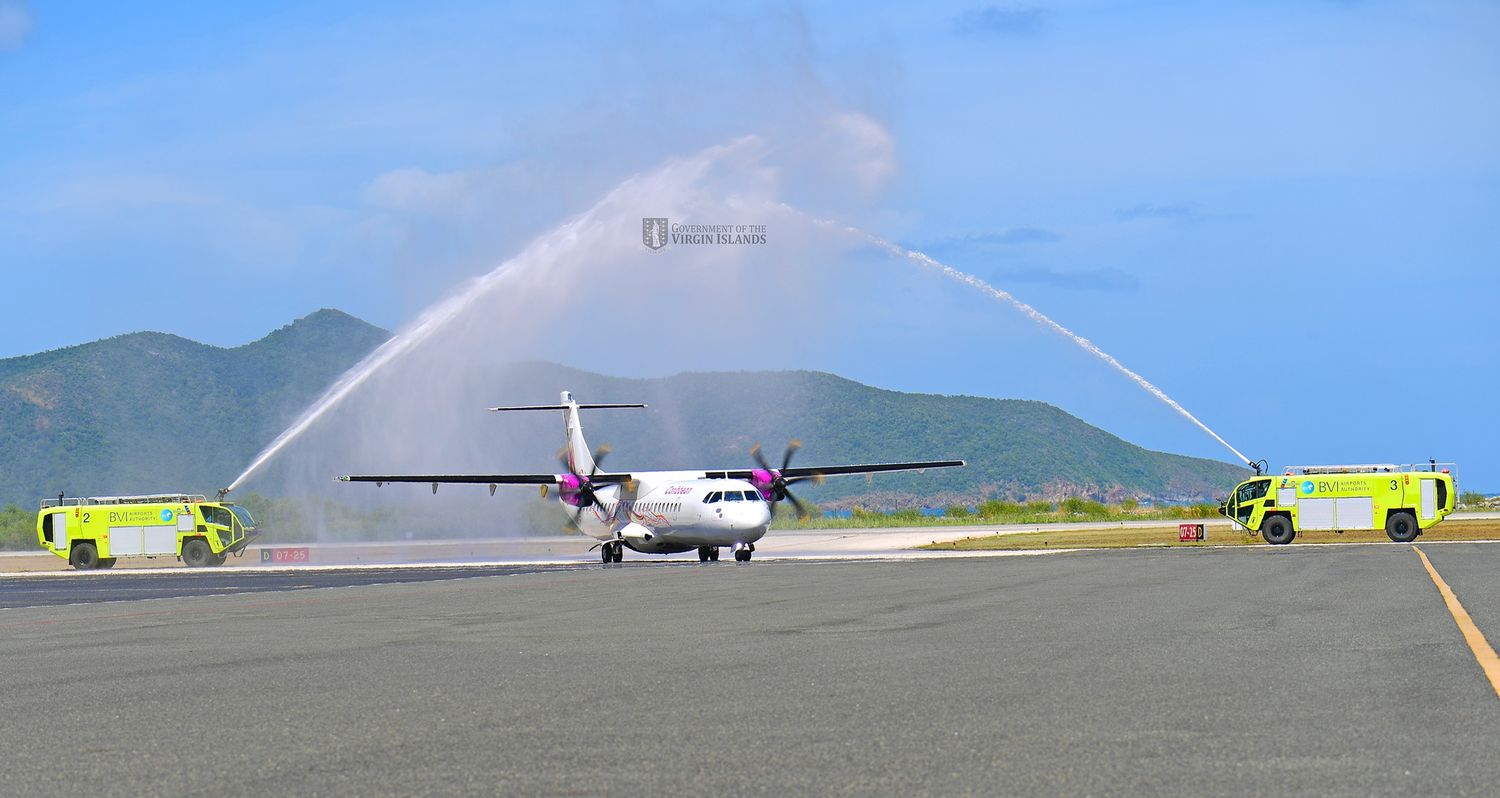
[0,309,390,505]
[471,362,1250,506]
[0,311,1248,509]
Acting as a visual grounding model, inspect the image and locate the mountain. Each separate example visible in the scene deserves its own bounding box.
[0,309,390,506]
[460,362,1249,507]
[0,311,1248,507]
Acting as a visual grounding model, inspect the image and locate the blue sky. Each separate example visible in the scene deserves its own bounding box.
[1,1,1497,487]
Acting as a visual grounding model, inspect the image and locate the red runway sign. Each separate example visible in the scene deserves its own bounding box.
[259,547,310,564]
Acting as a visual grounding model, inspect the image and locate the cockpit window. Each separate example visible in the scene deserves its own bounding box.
[704,491,722,503]
[725,491,743,502]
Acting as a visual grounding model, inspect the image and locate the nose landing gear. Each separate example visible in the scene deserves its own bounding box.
[732,542,755,562]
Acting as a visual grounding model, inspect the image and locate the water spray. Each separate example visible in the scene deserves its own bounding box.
[793,210,1259,470]
[224,139,758,493]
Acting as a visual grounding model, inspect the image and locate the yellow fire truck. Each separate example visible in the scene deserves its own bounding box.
[1221,463,1456,545]
[37,494,257,570]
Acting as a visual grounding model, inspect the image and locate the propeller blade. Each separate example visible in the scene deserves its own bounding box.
[785,490,812,521]
[750,443,773,472]
[588,443,612,481]
[781,440,802,472]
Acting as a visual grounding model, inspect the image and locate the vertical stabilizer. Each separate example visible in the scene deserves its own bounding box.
[560,390,595,474]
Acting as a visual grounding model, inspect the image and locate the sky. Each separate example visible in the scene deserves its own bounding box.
[1,0,1497,488]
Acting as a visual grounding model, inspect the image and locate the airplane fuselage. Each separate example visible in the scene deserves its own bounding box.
[573,475,772,554]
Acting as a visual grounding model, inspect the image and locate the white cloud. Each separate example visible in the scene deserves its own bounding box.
[818,111,897,193]
[0,1,31,52]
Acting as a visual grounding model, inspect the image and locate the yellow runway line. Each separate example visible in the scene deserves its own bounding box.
[1413,545,1500,700]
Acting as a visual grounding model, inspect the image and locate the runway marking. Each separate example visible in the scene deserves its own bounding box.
[1413,545,1500,700]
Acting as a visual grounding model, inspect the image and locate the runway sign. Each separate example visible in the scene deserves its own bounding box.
[259,547,310,564]
[1178,523,1205,542]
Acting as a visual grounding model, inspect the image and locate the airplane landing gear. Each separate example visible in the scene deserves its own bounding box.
[601,541,623,563]
[732,542,754,562]
[697,546,721,562]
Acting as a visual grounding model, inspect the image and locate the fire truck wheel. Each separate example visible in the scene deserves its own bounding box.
[1261,516,1295,546]
[97,558,117,569]
[182,538,214,568]
[1385,511,1419,543]
[69,542,100,570]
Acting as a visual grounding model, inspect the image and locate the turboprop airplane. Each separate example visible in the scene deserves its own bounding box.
[339,390,964,563]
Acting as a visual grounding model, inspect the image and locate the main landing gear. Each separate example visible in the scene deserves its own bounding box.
[600,541,623,563]
[697,546,721,562]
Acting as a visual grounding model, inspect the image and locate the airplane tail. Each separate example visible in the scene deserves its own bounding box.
[488,391,646,475]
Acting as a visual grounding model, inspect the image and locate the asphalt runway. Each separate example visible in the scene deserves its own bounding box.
[0,564,579,609]
[3,544,1499,796]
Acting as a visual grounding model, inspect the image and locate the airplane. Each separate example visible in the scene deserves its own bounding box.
[339,390,965,563]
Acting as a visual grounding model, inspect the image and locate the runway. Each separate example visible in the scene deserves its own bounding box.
[3,543,1499,796]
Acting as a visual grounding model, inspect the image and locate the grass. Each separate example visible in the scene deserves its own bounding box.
[777,499,1221,529]
[921,518,1500,551]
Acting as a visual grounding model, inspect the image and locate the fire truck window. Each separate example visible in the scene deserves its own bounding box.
[1236,479,1270,503]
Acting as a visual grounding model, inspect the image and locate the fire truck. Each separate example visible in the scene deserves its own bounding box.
[37,494,257,569]
[1221,463,1456,545]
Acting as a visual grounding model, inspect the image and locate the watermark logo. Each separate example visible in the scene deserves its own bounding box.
[642,217,668,251]
[641,216,767,251]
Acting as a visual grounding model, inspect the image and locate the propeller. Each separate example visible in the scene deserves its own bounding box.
[750,440,822,521]
[559,444,614,527]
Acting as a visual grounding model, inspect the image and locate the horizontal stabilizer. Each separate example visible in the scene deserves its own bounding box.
[487,403,647,412]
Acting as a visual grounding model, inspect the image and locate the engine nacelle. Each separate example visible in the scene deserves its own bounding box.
[619,522,655,548]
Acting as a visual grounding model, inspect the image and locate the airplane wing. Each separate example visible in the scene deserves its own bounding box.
[338,473,634,486]
[705,459,966,481]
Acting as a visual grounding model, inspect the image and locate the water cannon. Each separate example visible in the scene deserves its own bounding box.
[1249,459,1268,476]
[216,487,231,501]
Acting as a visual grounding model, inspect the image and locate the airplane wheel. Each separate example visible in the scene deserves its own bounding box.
[735,548,751,562]
[601,544,613,564]
[697,546,710,562]
[611,542,623,563]
[709,547,719,562]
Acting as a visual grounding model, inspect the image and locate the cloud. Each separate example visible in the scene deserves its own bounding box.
[986,265,1140,292]
[803,111,898,194]
[1117,203,1198,222]
[955,4,1046,38]
[928,227,1062,248]
[361,166,522,215]
[0,1,31,51]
